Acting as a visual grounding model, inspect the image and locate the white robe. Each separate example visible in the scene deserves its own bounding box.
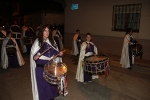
[30,38,59,100]
[120,34,134,68]
[75,41,98,82]
[71,33,79,56]
[1,37,25,69]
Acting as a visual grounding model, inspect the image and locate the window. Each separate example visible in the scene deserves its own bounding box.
[112,4,142,32]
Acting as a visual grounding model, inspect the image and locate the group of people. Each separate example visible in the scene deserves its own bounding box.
[0,21,139,100]
[0,25,25,69]
[72,28,139,85]
[0,22,65,100]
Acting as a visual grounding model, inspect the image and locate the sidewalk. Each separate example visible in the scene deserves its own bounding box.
[64,48,150,68]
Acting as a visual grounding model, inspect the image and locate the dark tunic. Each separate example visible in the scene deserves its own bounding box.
[34,41,59,100]
[25,28,36,53]
[84,42,95,82]
[129,36,137,67]
[6,38,20,68]
[76,35,82,55]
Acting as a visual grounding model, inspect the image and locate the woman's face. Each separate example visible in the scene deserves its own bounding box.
[43,27,49,39]
[86,35,92,42]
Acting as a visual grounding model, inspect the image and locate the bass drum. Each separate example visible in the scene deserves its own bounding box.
[44,61,67,85]
[131,43,143,59]
[10,25,22,33]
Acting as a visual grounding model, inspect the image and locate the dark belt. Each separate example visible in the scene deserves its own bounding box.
[36,64,45,68]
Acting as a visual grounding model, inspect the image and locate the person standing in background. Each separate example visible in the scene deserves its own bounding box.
[120,28,139,69]
[71,29,83,56]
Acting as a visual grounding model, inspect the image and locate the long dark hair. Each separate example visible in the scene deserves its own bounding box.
[38,24,55,47]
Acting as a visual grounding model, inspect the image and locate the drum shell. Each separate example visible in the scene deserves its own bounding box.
[131,44,143,56]
[6,47,16,56]
[44,62,67,85]
[84,56,109,74]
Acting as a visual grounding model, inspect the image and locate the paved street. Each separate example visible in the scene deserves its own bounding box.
[0,51,150,100]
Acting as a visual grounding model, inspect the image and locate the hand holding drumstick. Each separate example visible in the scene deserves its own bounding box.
[34,47,51,60]
[49,50,65,61]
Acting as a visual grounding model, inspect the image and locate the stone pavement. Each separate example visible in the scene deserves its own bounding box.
[0,49,150,100]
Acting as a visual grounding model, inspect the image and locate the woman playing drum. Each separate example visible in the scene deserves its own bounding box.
[76,33,99,83]
[30,24,63,100]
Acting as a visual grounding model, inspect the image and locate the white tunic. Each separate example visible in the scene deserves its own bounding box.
[30,38,59,100]
[75,41,98,82]
[120,34,134,68]
[71,33,79,56]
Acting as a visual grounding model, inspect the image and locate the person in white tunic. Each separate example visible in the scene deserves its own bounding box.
[120,28,138,69]
[75,33,99,83]
[1,30,25,69]
[71,29,83,56]
[30,24,64,100]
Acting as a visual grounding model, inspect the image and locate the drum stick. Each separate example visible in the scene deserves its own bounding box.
[39,47,51,57]
[49,50,66,61]
[54,50,66,58]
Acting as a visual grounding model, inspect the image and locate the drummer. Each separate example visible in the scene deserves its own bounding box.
[30,24,64,100]
[1,30,25,69]
[76,33,99,84]
[120,28,139,69]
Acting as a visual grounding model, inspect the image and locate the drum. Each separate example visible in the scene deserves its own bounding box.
[44,61,67,85]
[131,43,143,58]
[84,55,109,74]
[6,47,16,56]
[10,25,21,33]
[12,32,22,39]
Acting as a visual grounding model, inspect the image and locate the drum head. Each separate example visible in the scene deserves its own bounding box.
[44,62,67,77]
[85,55,108,62]
[11,25,21,33]
[84,55,109,74]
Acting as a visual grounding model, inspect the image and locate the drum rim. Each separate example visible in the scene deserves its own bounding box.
[84,55,109,63]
